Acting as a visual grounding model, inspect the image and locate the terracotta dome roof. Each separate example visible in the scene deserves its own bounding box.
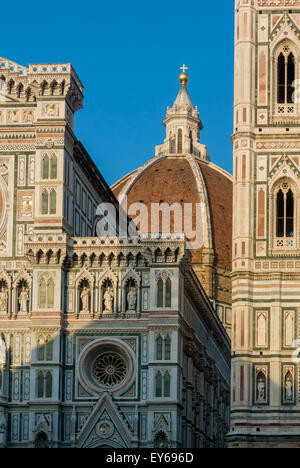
[112,154,233,271]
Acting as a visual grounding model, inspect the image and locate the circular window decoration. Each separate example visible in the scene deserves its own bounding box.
[78,338,136,396]
[97,421,115,439]
[93,352,127,387]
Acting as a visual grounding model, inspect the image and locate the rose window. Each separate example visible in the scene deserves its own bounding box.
[93,352,127,387]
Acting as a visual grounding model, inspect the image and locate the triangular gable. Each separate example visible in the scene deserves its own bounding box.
[269,155,300,182]
[76,392,134,448]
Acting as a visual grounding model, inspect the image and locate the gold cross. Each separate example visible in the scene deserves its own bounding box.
[180,64,188,73]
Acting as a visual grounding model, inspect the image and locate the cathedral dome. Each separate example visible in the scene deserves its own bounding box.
[112,154,232,271]
[112,69,232,305]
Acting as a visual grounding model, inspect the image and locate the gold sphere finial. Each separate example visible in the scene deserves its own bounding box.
[179,64,189,85]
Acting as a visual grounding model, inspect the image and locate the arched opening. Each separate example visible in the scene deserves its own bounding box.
[40,81,47,96]
[154,431,169,448]
[155,249,163,263]
[35,431,49,449]
[17,84,23,98]
[8,79,14,94]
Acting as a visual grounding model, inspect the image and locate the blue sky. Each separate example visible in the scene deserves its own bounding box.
[2,0,235,185]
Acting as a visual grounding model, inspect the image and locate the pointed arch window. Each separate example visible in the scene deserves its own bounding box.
[157,279,164,308]
[169,134,176,154]
[45,372,53,398]
[50,155,57,179]
[164,372,171,397]
[41,189,57,215]
[275,181,296,249]
[39,278,47,308]
[42,155,49,179]
[165,278,172,308]
[50,190,57,214]
[155,371,163,397]
[36,371,53,399]
[37,372,44,398]
[156,273,172,308]
[177,129,183,154]
[41,190,49,214]
[155,371,171,398]
[37,335,53,361]
[164,335,171,360]
[47,278,55,308]
[156,335,172,360]
[189,130,193,154]
[39,277,55,309]
[156,335,163,360]
[277,45,296,105]
[276,185,294,238]
[42,154,57,180]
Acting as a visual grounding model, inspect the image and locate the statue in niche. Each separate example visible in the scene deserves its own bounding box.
[7,111,18,123]
[0,288,7,313]
[18,286,29,313]
[80,286,90,313]
[127,287,137,311]
[257,378,265,402]
[103,286,114,313]
[285,376,293,401]
[0,334,6,365]
[46,104,57,117]
[24,111,34,123]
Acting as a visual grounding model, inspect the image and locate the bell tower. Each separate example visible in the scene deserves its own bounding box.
[229,0,300,448]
